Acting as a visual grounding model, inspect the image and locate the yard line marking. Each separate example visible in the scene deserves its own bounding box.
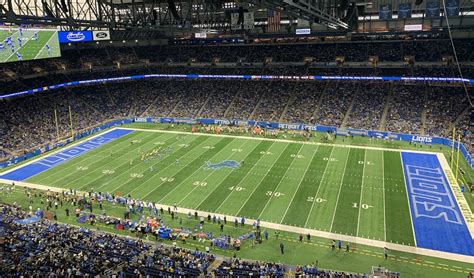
[121,127,442,155]
[4,30,36,62]
[140,137,226,201]
[119,136,212,196]
[256,144,304,220]
[155,138,239,203]
[399,152,417,247]
[33,31,55,59]
[279,145,319,223]
[8,178,474,264]
[175,140,252,206]
[74,133,172,190]
[0,127,124,177]
[304,146,336,228]
[327,148,351,231]
[382,151,387,242]
[356,149,367,237]
[439,263,449,267]
[37,132,152,185]
[194,141,268,210]
[213,142,276,212]
[235,143,290,216]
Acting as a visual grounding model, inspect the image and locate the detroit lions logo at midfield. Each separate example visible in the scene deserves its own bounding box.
[204,160,241,170]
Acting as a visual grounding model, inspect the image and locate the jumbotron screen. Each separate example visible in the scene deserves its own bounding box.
[0,27,61,63]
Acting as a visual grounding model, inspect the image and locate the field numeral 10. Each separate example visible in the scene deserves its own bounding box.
[352,203,373,209]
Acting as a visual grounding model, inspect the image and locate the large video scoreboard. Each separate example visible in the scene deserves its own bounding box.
[0,27,61,63]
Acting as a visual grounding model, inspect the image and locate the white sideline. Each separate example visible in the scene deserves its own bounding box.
[120,127,442,155]
[437,153,474,239]
[1,179,473,264]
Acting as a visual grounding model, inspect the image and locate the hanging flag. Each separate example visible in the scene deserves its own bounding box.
[267,9,281,32]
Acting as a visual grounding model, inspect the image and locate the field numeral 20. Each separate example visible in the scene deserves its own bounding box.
[193,181,207,187]
[266,191,284,197]
[130,173,143,178]
[352,203,373,209]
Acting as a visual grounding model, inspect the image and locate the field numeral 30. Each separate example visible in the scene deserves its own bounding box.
[266,191,284,197]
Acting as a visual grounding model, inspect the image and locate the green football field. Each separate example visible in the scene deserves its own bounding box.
[0,28,61,63]
[25,128,417,246]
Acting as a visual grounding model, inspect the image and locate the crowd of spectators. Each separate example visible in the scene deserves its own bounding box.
[385,85,425,134]
[214,259,286,277]
[0,76,471,160]
[314,81,355,127]
[0,204,214,277]
[0,39,472,160]
[345,82,389,130]
[282,82,325,124]
[424,86,471,137]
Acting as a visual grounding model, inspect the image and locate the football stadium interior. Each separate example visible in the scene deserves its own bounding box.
[0,0,473,276]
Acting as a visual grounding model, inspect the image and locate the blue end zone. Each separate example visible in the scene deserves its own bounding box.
[401,152,474,256]
[0,129,134,181]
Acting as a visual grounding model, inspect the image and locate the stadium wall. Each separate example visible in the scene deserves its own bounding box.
[0,119,132,169]
[137,116,474,170]
[1,116,471,171]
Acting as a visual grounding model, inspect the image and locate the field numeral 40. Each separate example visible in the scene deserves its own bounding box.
[228,186,245,192]
[352,203,373,209]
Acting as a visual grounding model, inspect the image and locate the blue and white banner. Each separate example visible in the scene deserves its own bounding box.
[398,3,412,19]
[58,31,93,43]
[379,4,392,20]
[426,1,440,17]
[445,0,459,17]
